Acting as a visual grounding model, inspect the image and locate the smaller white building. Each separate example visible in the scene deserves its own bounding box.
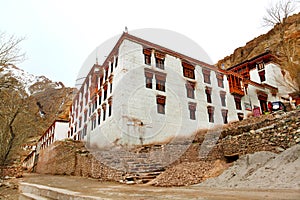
[37,119,69,150]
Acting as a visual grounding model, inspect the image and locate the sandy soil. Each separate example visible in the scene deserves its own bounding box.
[18,173,300,200]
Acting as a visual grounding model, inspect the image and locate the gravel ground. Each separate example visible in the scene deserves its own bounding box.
[198,144,300,189]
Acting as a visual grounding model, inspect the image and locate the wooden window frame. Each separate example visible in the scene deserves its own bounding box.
[220,91,226,107]
[156,95,166,114]
[155,51,165,69]
[202,68,211,84]
[182,61,195,79]
[143,48,152,65]
[155,72,166,92]
[205,87,212,103]
[216,73,224,88]
[234,95,242,110]
[188,102,197,120]
[186,81,195,99]
[221,109,228,124]
[144,68,154,89]
[207,106,215,123]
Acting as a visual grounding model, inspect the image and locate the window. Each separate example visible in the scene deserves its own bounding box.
[143,48,151,65]
[155,51,165,69]
[216,73,224,88]
[85,92,89,105]
[221,109,228,124]
[257,92,268,113]
[207,106,215,123]
[182,61,195,79]
[234,95,242,110]
[156,80,165,92]
[102,104,106,121]
[258,70,266,82]
[83,125,87,137]
[144,68,154,89]
[79,117,82,128]
[115,56,118,68]
[98,91,102,105]
[156,58,164,69]
[237,113,244,121]
[155,72,166,92]
[91,116,96,130]
[105,68,109,81]
[220,91,226,107]
[156,95,166,114]
[205,87,212,103]
[188,102,197,120]
[110,62,114,73]
[97,109,101,125]
[108,97,112,117]
[257,62,265,82]
[103,82,108,100]
[110,82,113,93]
[186,81,195,99]
[202,68,211,84]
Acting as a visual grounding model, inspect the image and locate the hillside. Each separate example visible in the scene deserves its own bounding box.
[216,12,300,69]
[0,65,75,167]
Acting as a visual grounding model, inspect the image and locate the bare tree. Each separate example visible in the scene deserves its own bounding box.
[262,0,300,93]
[0,31,26,67]
[0,90,23,167]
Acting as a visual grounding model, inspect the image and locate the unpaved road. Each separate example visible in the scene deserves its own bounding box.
[18,174,300,200]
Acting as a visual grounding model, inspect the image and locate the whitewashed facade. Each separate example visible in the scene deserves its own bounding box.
[38,120,69,150]
[69,33,294,148]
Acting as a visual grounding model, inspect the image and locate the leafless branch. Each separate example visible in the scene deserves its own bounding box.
[0,31,26,67]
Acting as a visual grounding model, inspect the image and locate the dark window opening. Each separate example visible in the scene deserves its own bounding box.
[146,77,152,89]
[144,68,154,89]
[156,95,166,114]
[186,81,195,99]
[156,58,164,69]
[105,69,109,81]
[203,68,211,84]
[155,51,165,69]
[189,102,197,120]
[205,87,212,103]
[238,113,244,121]
[108,104,112,117]
[234,95,242,110]
[98,110,101,125]
[220,91,226,107]
[182,61,195,79]
[103,88,107,100]
[258,92,268,113]
[207,106,214,123]
[216,73,224,88]
[156,80,165,92]
[155,72,166,92]
[221,109,228,124]
[258,70,266,82]
[110,62,114,73]
[183,68,195,79]
[102,104,106,121]
[115,56,118,68]
[143,48,152,65]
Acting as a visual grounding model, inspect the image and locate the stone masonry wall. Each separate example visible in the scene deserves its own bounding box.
[35,110,300,183]
[35,140,123,182]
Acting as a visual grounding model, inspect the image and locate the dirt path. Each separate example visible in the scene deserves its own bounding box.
[18,173,300,200]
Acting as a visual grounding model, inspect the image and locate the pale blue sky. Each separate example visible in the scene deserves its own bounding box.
[1,0,299,87]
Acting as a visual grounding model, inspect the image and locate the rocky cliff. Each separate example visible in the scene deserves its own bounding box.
[216,12,300,69]
[0,65,75,166]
